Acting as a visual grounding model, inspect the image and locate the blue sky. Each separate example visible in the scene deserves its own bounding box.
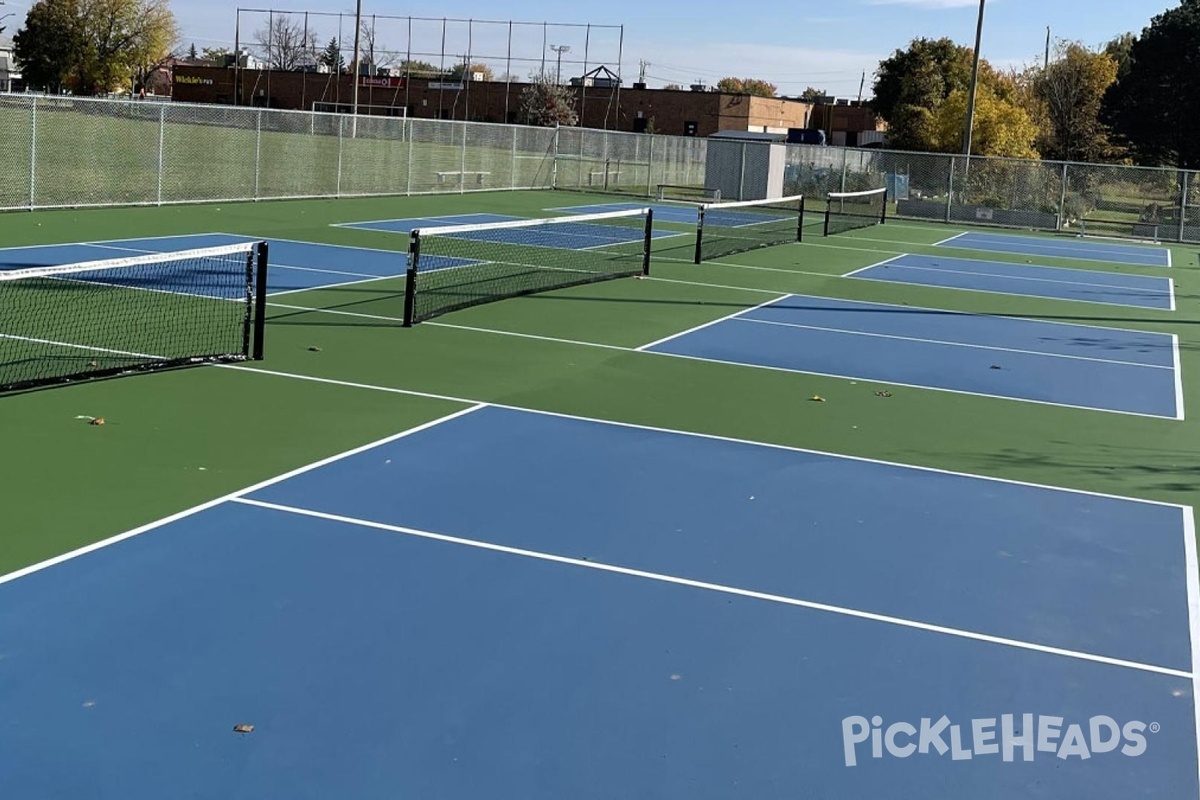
[0,0,1179,97]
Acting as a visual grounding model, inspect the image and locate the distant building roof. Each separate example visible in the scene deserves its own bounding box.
[708,130,788,142]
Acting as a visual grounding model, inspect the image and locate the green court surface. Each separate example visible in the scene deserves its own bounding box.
[2,189,1199,577]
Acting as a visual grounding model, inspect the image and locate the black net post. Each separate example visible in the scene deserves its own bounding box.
[880,196,888,225]
[823,204,832,237]
[642,208,654,276]
[694,206,706,264]
[252,241,269,360]
[402,230,421,328]
[797,196,806,243]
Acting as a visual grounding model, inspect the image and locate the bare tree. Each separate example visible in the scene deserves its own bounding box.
[253,12,316,70]
[356,18,397,73]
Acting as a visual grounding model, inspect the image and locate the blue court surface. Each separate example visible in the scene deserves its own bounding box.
[938,231,1172,267]
[849,254,1175,310]
[0,233,406,298]
[0,404,1195,799]
[641,295,1182,418]
[338,212,680,249]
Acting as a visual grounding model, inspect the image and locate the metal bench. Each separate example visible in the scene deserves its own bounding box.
[435,170,491,186]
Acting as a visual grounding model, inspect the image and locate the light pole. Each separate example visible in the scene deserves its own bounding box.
[962,0,986,159]
[549,44,569,83]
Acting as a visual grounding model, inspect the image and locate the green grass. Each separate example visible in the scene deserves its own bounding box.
[3,188,1200,581]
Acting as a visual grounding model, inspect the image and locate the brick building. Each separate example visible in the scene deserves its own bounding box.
[170,65,883,141]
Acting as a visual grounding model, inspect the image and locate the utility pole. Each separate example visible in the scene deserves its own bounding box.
[549,44,570,84]
[350,0,362,117]
[962,0,987,158]
[638,59,649,84]
[1044,26,1051,68]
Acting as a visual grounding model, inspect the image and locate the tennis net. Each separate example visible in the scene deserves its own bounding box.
[824,187,888,236]
[403,209,653,325]
[657,184,721,203]
[1,242,268,393]
[693,195,806,264]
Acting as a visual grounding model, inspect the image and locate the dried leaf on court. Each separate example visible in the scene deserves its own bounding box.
[233,724,255,734]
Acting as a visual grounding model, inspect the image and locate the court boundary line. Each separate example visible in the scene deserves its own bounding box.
[742,290,1183,341]
[1174,335,1185,420]
[329,212,517,230]
[938,231,1172,267]
[644,341,1182,421]
[655,254,832,279]
[231,496,1194,679]
[842,255,905,278]
[932,231,969,247]
[257,300,1183,420]
[1171,278,1177,312]
[849,272,1176,312]
[267,273,406,298]
[858,257,1174,293]
[635,294,789,351]
[223,363,1191,510]
[731,315,1176,371]
[0,404,484,589]
[1185,509,1200,790]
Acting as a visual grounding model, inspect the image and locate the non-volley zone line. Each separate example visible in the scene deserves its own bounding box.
[846,254,1175,310]
[2,399,1194,800]
[640,294,1183,419]
[263,292,1183,419]
[936,231,1172,267]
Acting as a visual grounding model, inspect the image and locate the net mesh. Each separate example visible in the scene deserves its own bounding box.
[404,210,651,325]
[0,243,264,392]
[694,195,805,263]
[824,187,888,236]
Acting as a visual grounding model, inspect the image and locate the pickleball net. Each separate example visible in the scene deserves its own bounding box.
[403,209,653,325]
[824,187,888,236]
[693,195,806,263]
[0,242,268,393]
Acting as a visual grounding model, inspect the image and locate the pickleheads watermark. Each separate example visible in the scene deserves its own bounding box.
[841,714,1156,767]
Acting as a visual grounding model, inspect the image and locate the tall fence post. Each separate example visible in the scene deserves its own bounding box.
[1057,162,1069,231]
[646,134,655,198]
[551,124,560,189]
[407,118,415,195]
[156,104,166,205]
[335,115,344,198]
[1180,170,1190,244]
[28,99,37,210]
[254,109,262,201]
[460,123,468,194]
[511,127,518,190]
[945,157,955,223]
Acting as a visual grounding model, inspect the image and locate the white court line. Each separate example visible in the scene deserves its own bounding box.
[1184,509,1200,792]
[932,231,969,247]
[266,273,406,298]
[231,496,1194,679]
[841,255,906,278]
[732,316,1175,370]
[256,298,1182,420]
[849,272,1177,312]
[225,364,1191,509]
[865,260,1173,294]
[655,254,832,279]
[1171,278,1177,312]
[0,404,485,589]
[646,341,1181,420]
[635,294,788,351]
[944,233,1172,265]
[1173,335,1186,420]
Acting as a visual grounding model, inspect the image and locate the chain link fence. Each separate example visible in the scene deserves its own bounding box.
[0,93,1195,243]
